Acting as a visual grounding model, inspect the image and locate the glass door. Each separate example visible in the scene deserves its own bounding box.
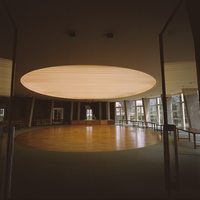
[53,108,64,124]
[161,0,199,198]
[86,109,93,120]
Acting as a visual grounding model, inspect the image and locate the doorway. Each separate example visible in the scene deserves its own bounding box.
[53,108,64,124]
[86,109,93,120]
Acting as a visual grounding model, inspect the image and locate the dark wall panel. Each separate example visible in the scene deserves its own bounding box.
[91,102,99,120]
[24,98,33,122]
[101,102,106,119]
[64,102,71,122]
[11,97,26,120]
[54,101,71,122]
[80,102,87,120]
[73,102,78,120]
[110,102,115,120]
[32,99,49,119]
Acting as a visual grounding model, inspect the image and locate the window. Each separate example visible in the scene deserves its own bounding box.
[0,108,5,121]
[130,101,135,120]
[157,97,163,124]
[115,102,125,122]
[86,109,93,120]
[136,100,144,121]
[181,93,189,127]
[197,90,200,116]
[150,99,157,122]
[172,94,181,126]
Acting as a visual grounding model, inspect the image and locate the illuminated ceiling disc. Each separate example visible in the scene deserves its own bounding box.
[20,65,156,99]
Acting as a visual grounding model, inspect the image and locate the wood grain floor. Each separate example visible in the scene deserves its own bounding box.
[14,125,161,152]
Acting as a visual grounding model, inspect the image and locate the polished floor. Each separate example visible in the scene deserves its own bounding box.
[14,125,161,152]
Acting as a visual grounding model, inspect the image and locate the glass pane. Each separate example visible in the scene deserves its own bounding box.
[172,95,180,103]
[130,101,135,107]
[173,118,181,127]
[173,111,181,119]
[130,114,135,121]
[150,112,157,123]
[141,107,144,121]
[136,100,142,106]
[157,97,162,104]
[121,108,125,120]
[199,101,200,116]
[158,105,163,124]
[184,103,189,127]
[162,2,198,196]
[115,108,120,122]
[150,98,156,105]
[116,108,120,112]
[130,107,135,112]
[172,103,180,111]
[0,108,4,121]
[116,102,124,107]
[137,107,141,120]
[150,105,156,112]
[130,107,135,120]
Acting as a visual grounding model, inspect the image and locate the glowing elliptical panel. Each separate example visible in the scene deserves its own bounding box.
[20,65,156,99]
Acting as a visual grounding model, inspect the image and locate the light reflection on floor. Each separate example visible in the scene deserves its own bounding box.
[15,125,162,152]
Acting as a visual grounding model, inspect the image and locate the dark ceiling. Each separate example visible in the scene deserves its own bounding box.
[3,0,195,102]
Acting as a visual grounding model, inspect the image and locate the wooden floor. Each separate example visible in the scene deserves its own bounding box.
[14,125,161,152]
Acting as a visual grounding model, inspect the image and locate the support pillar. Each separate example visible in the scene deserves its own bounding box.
[106,102,110,120]
[124,100,130,124]
[28,98,35,127]
[50,100,54,125]
[142,98,150,122]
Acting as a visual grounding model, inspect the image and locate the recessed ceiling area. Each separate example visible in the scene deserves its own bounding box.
[20,65,156,100]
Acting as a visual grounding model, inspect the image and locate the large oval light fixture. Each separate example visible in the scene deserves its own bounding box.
[20,65,156,99]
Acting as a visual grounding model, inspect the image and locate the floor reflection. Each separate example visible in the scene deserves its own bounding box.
[15,125,162,152]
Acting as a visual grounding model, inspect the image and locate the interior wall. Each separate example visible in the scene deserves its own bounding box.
[11,97,26,120]
[91,102,99,120]
[101,102,106,119]
[24,98,34,123]
[73,102,78,120]
[80,102,87,120]
[54,101,71,122]
[32,99,49,120]
[110,102,115,120]
[9,98,115,123]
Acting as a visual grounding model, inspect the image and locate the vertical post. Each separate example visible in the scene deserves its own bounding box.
[124,100,130,124]
[1,1,18,198]
[142,98,151,122]
[50,100,54,125]
[28,98,35,127]
[106,102,110,120]
[159,33,170,195]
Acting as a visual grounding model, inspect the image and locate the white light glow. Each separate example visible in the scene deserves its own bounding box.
[20,65,156,99]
